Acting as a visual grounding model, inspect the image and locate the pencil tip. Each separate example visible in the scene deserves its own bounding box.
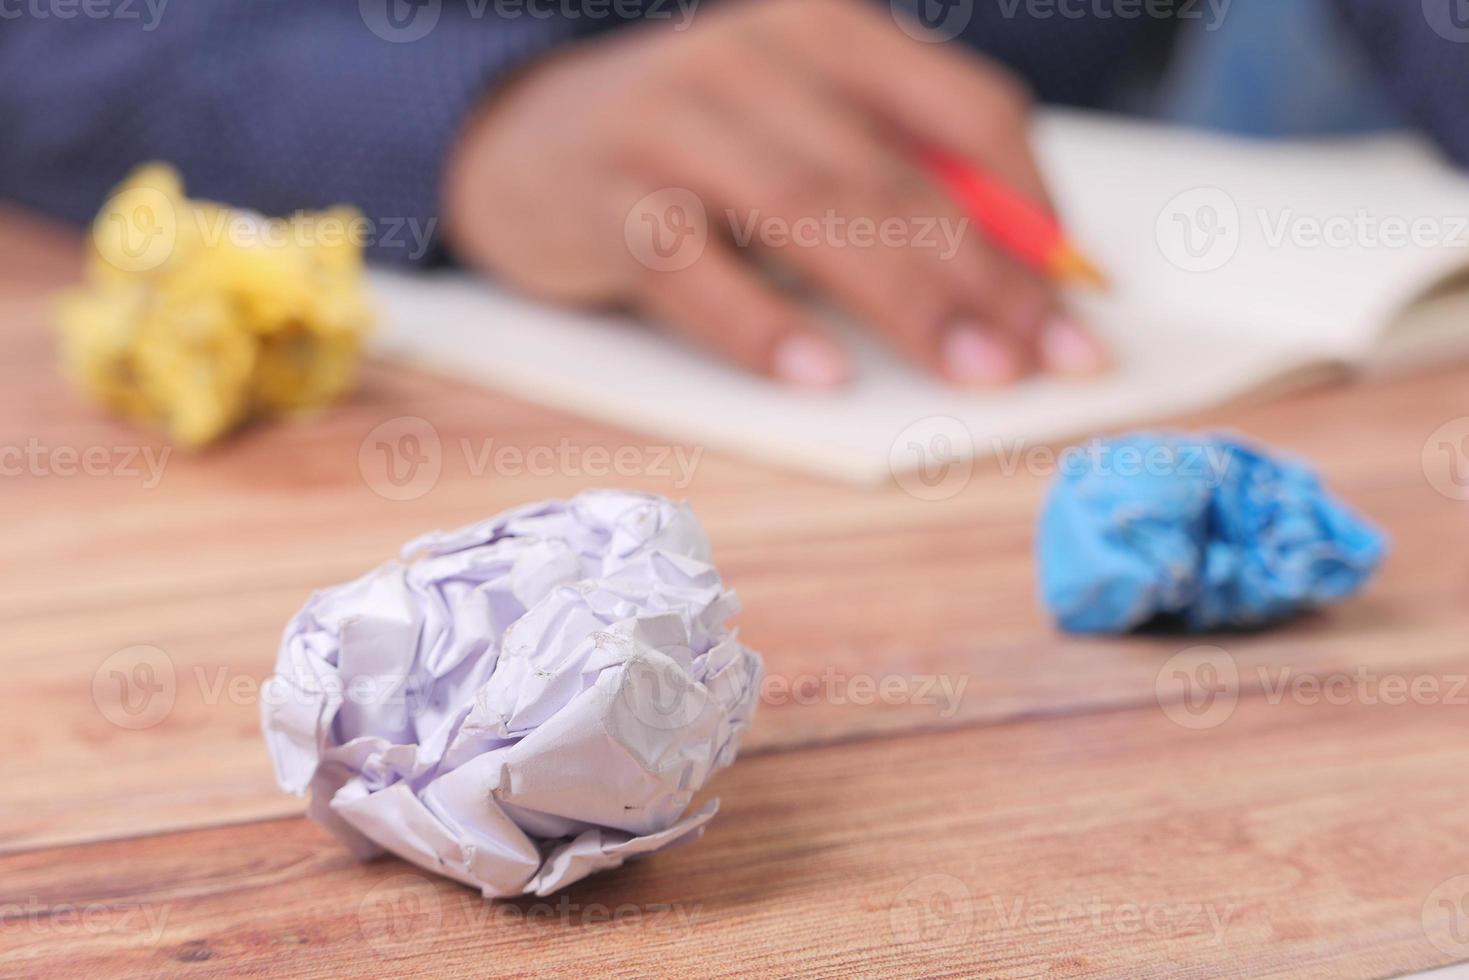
[1049,245,1110,292]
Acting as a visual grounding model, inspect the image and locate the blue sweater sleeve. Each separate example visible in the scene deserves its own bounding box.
[4,0,1468,263]
[0,2,577,263]
[1335,0,1469,164]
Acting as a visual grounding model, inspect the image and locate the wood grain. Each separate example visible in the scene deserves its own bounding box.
[5,209,1469,977]
[5,695,1468,979]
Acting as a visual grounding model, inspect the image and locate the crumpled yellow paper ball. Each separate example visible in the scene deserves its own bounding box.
[55,164,374,447]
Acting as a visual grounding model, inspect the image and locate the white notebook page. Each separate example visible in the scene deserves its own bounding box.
[372,110,1469,484]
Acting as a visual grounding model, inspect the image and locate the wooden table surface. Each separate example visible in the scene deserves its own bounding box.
[4,205,1469,979]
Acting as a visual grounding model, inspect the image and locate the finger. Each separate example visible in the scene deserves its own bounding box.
[754,0,1053,213]
[750,2,1109,373]
[634,236,850,386]
[620,91,957,376]
[691,41,1045,382]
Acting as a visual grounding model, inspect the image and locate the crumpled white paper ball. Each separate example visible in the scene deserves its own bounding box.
[261,490,762,897]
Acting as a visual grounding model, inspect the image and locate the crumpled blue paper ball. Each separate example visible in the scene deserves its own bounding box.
[1037,432,1387,633]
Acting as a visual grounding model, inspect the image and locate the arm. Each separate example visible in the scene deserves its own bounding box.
[0,2,577,262]
[1335,0,1469,164]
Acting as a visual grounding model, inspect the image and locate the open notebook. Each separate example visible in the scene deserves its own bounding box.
[371,110,1469,484]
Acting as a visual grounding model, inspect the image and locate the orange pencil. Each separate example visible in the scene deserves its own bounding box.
[919,146,1108,290]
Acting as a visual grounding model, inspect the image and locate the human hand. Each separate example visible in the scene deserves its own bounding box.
[443,0,1107,386]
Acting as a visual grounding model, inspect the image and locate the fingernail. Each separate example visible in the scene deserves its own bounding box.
[1039,315,1107,375]
[774,334,849,387]
[942,323,1018,386]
